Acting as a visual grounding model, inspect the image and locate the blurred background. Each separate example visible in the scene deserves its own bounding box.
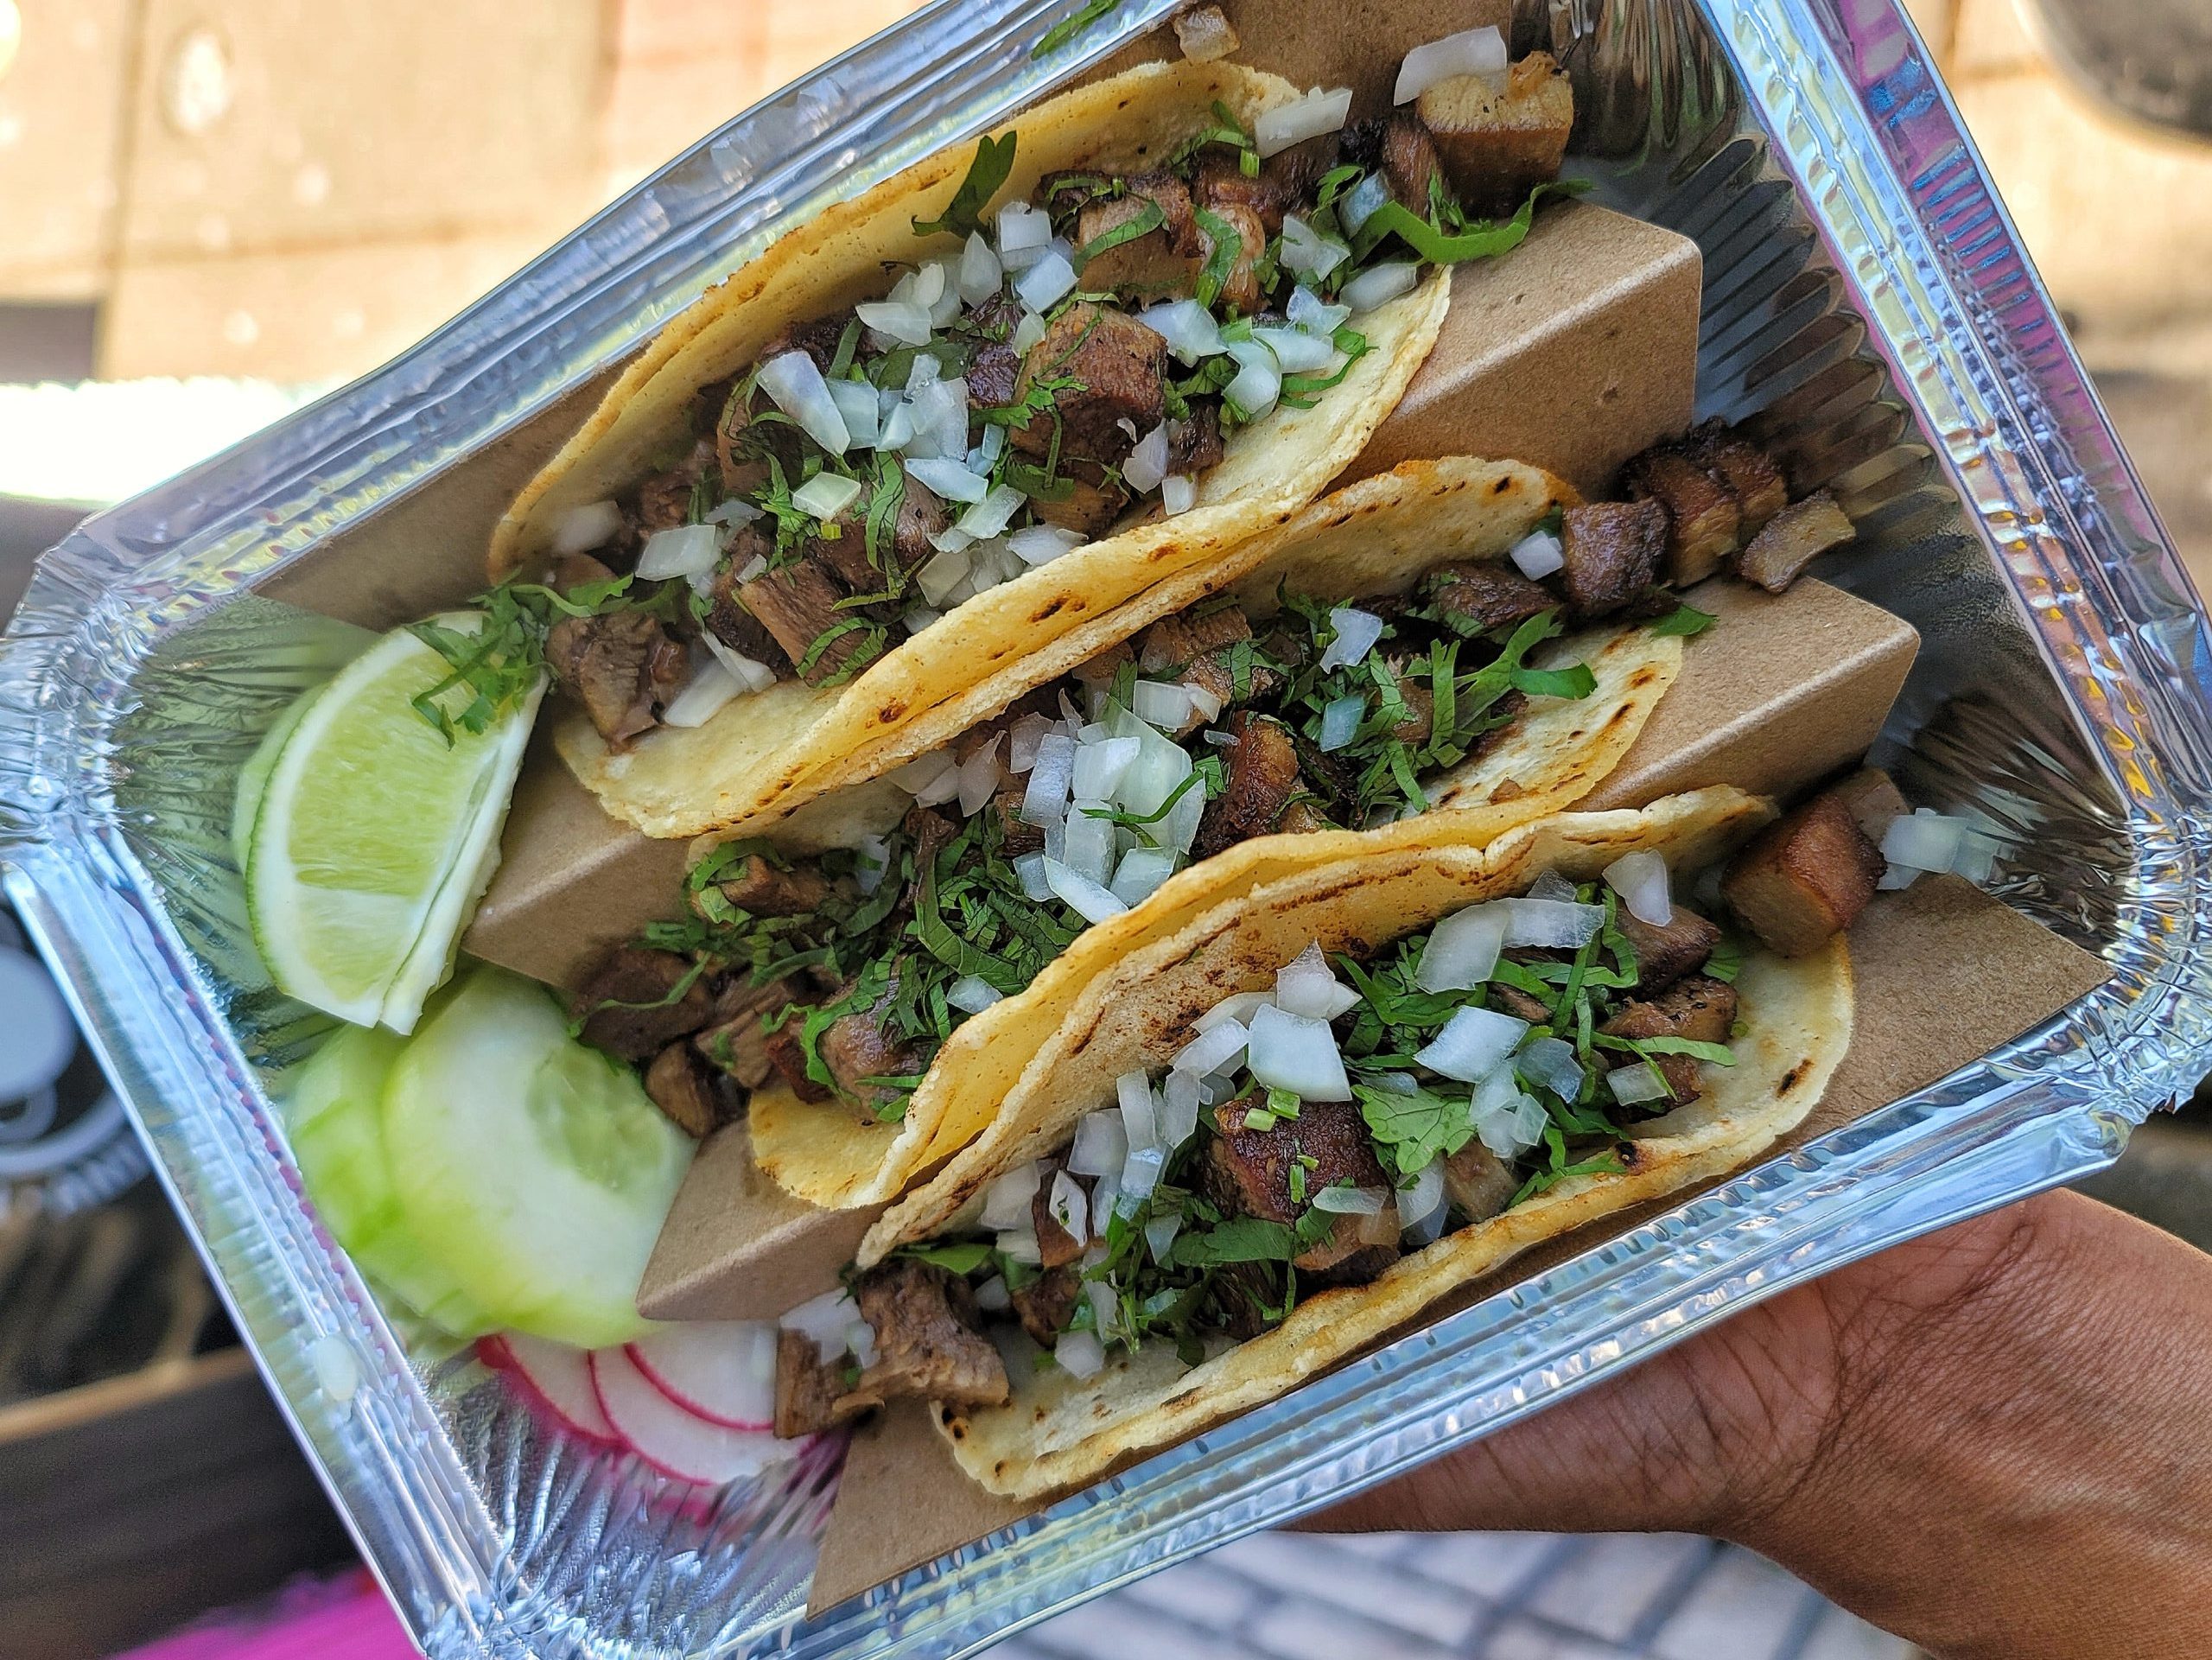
[0,0,2204,1656]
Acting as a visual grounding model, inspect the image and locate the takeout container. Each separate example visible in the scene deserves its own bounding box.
[1,0,2209,1655]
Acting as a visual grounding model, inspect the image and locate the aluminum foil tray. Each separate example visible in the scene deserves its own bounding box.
[3,0,2209,1654]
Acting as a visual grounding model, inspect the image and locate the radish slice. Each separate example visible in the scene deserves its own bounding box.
[590,1345,784,1485]
[484,1333,622,1448]
[625,1322,779,1432]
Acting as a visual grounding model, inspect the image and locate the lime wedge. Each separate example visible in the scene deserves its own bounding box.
[247,616,543,1032]
[232,683,323,873]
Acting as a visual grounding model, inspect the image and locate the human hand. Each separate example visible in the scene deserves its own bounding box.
[1306,1189,2212,1660]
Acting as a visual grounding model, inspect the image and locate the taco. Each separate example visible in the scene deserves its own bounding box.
[480,48,1605,841]
[765,788,1856,1498]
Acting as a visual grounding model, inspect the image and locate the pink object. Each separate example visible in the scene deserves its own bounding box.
[119,1568,417,1660]
[626,1321,778,1430]
[589,1344,782,1485]
[479,1332,621,1447]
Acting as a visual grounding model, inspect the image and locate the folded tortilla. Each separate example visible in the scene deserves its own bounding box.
[498,60,1452,842]
[745,456,1685,1209]
[851,788,1851,1498]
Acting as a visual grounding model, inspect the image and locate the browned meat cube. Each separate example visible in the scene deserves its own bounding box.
[1192,145,1323,237]
[817,980,931,1111]
[645,1041,725,1138]
[1011,302,1167,468]
[1026,462,1134,538]
[1417,53,1573,219]
[1199,200,1267,315]
[546,608,687,747]
[1077,172,1204,300]
[968,339,1023,409]
[1424,561,1559,635]
[1558,499,1667,620]
[693,976,800,1089]
[904,803,959,875]
[1172,3,1239,61]
[572,946,711,1063]
[774,1327,880,1439]
[1685,420,1788,536]
[1275,799,1335,835]
[1193,712,1306,859]
[760,312,855,374]
[1341,111,1445,214]
[550,550,620,591]
[703,544,794,676]
[1827,766,1908,845]
[1166,403,1225,475]
[1179,647,1284,732]
[994,791,1045,857]
[1736,490,1855,593]
[632,436,716,535]
[1601,975,1739,1105]
[1615,903,1720,994]
[1009,1265,1081,1347]
[1389,681,1434,746]
[1489,983,1554,1025]
[694,851,831,920]
[1203,1095,1400,1285]
[761,1021,832,1103]
[740,557,878,685]
[1031,1162,1088,1270]
[853,1261,1010,1408]
[1722,792,1885,956]
[1623,445,1742,587]
[1137,603,1252,672]
[1443,1141,1518,1224]
[1070,639,1133,690]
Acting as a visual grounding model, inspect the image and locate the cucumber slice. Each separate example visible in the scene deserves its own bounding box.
[384,966,689,1349]
[286,1022,493,1336]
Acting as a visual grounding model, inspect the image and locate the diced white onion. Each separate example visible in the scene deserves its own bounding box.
[779,1288,861,1351]
[1245,1003,1351,1101]
[1605,850,1673,927]
[791,472,863,522]
[1072,734,1141,801]
[1398,1158,1447,1230]
[1159,1069,1202,1148]
[890,747,959,799]
[1144,1215,1182,1262]
[757,350,851,454]
[1287,284,1351,336]
[1121,1142,1167,1204]
[1882,809,1969,874]
[856,298,935,347]
[660,654,742,728]
[1608,1061,1673,1105]
[635,522,722,582]
[973,1275,1011,1314]
[998,200,1052,256]
[1173,1018,1248,1078]
[1317,606,1385,672]
[1013,308,1049,353]
[1414,1005,1530,1082]
[1069,1111,1129,1180]
[916,545,972,607]
[1123,421,1172,493]
[1255,85,1353,157]
[1084,1279,1117,1339]
[1047,1168,1090,1243]
[981,1161,1045,1231]
[1161,474,1198,515]
[1011,525,1085,566]
[1510,529,1565,580]
[967,423,1007,475]
[1054,1328,1106,1379]
[1395,25,1509,104]
[1528,869,1577,903]
[1091,1168,1122,1229]
[1015,249,1077,312]
[947,974,1004,1014]
[1109,845,1179,906]
[1251,325,1339,373]
[822,378,878,449]
[996,1224,1044,1265]
[853,831,891,895]
[1043,857,1128,923]
[1342,260,1420,315]
[957,733,1005,817]
[700,632,778,693]
[1223,338,1281,423]
[1319,693,1364,751]
[1015,851,1052,900]
[957,230,1006,306]
[552,499,625,556]
[906,457,990,504]
[1130,677,1193,733]
[1503,897,1607,950]
[1280,213,1351,282]
[1061,801,1118,887]
[1516,1035,1584,1102]
[1197,989,1272,1033]
[708,498,765,527]
[957,483,1027,539]
[1008,713,1052,773]
[1312,1183,1387,1216]
[1475,1084,1548,1160]
[1117,1072,1160,1153]
[1135,298,1225,366]
[1021,732,1077,825]
[1274,942,1360,1020]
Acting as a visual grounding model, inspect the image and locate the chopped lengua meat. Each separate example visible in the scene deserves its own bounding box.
[1203,1095,1400,1284]
[1722,790,1885,957]
[1558,499,1667,620]
[1077,171,1204,301]
[968,339,1023,410]
[1685,419,1788,536]
[853,1261,1010,1407]
[1489,983,1553,1025]
[1137,603,1252,672]
[1031,1163,1088,1270]
[994,790,1046,856]
[1166,402,1226,475]
[1443,1141,1518,1224]
[1011,302,1168,469]
[1193,711,1306,860]
[1424,561,1557,635]
[632,436,715,536]
[550,551,619,592]
[1417,52,1574,219]
[1736,490,1854,593]
[1623,444,1741,587]
[1010,1265,1082,1347]
[1615,903,1720,994]
[546,608,686,747]
[694,976,800,1088]
[774,1326,880,1439]
[902,803,958,875]
[1827,766,1909,846]
[696,852,831,919]
[1027,461,1134,538]
[740,557,877,685]
[645,1041,725,1138]
[1601,975,1738,1105]
[760,312,855,374]
[761,1022,832,1103]
[705,550,795,675]
[817,976,932,1109]
[1192,147,1323,237]
[1341,111,1445,215]
[572,946,711,1063]
[1199,200,1267,315]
